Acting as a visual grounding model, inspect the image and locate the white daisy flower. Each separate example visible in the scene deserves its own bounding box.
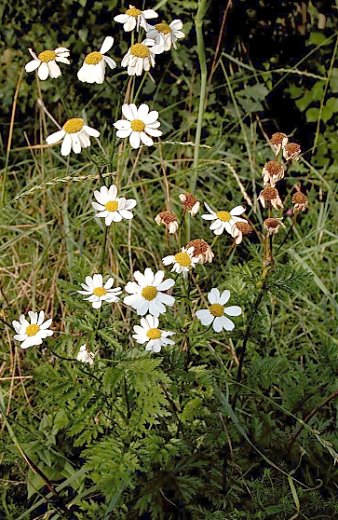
[78,274,122,309]
[162,246,199,275]
[201,203,246,237]
[46,118,100,156]
[76,344,95,365]
[121,39,164,76]
[133,314,175,353]
[77,36,116,84]
[146,19,185,51]
[12,311,53,349]
[92,184,137,226]
[196,288,242,333]
[24,47,70,80]
[124,268,175,317]
[114,103,162,149]
[114,5,158,32]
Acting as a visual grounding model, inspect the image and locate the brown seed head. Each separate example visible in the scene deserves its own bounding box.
[157,211,177,224]
[235,222,253,235]
[180,193,198,210]
[187,239,209,255]
[261,186,278,201]
[292,192,307,205]
[265,161,283,175]
[270,132,288,146]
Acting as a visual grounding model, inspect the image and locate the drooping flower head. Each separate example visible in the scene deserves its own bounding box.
[114,103,162,149]
[92,185,137,226]
[186,239,214,264]
[270,132,288,155]
[283,143,301,161]
[259,185,284,210]
[292,191,308,212]
[12,311,53,349]
[121,39,164,76]
[124,268,175,316]
[146,19,185,51]
[201,202,246,237]
[179,193,200,216]
[263,217,285,235]
[78,274,122,309]
[155,211,179,234]
[25,47,70,80]
[262,161,284,187]
[162,246,199,275]
[133,315,175,353]
[77,37,116,84]
[46,118,100,156]
[114,5,158,32]
[196,288,242,333]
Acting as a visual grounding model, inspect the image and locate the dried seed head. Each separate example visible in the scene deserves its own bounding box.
[186,238,214,263]
[179,193,200,216]
[155,211,179,234]
[235,222,253,235]
[263,217,284,235]
[261,186,278,201]
[262,161,285,186]
[283,142,301,161]
[270,132,288,154]
[259,185,284,210]
[292,191,308,211]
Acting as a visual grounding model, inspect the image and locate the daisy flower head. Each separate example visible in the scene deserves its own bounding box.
[133,315,174,353]
[201,202,246,237]
[78,274,122,309]
[25,47,70,80]
[114,103,162,149]
[258,185,283,211]
[146,19,185,51]
[262,161,284,187]
[121,38,164,76]
[124,268,175,317]
[92,184,137,226]
[179,193,200,216]
[186,239,214,264]
[232,221,253,245]
[283,142,301,162]
[196,288,242,333]
[162,246,199,275]
[270,132,288,155]
[114,5,158,32]
[12,311,53,349]
[46,118,100,156]
[77,37,116,84]
[155,210,179,234]
[76,344,95,365]
[263,217,285,236]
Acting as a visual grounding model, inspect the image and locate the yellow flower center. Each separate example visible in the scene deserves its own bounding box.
[26,324,40,337]
[155,22,172,34]
[146,328,161,340]
[174,252,191,268]
[38,50,56,62]
[141,286,158,301]
[130,43,150,58]
[85,51,103,65]
[126,6,142,17]
[63,118,84,134]
[209,304,224,317]
[130,119,145,132]
[93,287,107,297]
[105,200,119,212]
[216,211,231,222]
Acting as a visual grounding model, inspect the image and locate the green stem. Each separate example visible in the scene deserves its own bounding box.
[100,226,108,273]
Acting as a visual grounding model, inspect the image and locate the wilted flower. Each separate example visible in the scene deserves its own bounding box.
[25,47,70,80]
[259,185,284,210]
[114,5,158,32]
[78,274,121,309]
[292,191,308,212]
[179,193,200,216]
[114,103,162,149]
[76,344,95,365]
[46,118,100,156]
[232,221,253,245]
[283,143,301,161]
[262,161,284,187]
[124,268,175,317]
[77,37,116,84]
[186,239,214,264]
[12,311,53,349]
[133,315,175,353]
[270,132,288,155]
[121,39,164,76]
[146,19,185,51]
[162,246,199,275]
[263,217,285,235]
[201,202,246,237]
[196,288,242,333]
[155,210,178,234]
[92,184,137,226]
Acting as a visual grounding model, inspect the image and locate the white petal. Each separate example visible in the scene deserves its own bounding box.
[129,131,141,149]
[213,317,224,333]
[114,14,129,23]
[220,290,231,305]
[25,59,40,72]
[83,125,100,137]
[46,129,66,144]
[221,316,235,331]
[140,132,153,146]
[208,288,220,304]
[196,309,214,326]
[124,16,136,32]
[38,62,49,80]
[224,305,242,317]
[47,61,61,78]
[104,56,117,69]
[61,134,72,156]
[100,36,114,54]
[230,205,246,216]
